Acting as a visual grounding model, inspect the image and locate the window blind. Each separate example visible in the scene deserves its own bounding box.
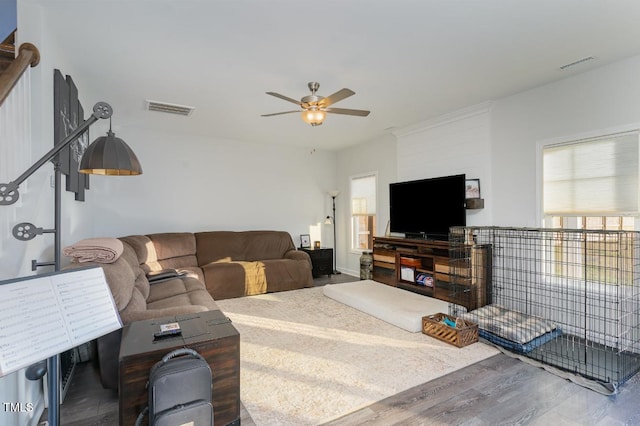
[543,132,639,215]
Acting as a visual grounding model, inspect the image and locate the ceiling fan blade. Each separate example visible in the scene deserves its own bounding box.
[261,111,300,117]
[319,88,355,107]
[325,107,370,117]
[266,92,302,106]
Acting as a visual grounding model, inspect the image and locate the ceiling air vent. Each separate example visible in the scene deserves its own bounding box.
[145,100,195,116]
[559,56,595,71]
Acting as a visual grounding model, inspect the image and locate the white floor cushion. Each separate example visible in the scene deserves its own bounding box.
[323,279,450,332]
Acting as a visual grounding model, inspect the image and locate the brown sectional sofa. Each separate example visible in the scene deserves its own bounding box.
[68,230,313,389]
[125,230,314,300]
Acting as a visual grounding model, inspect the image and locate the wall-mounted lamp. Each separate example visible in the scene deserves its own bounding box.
[79,119,141,175]
[0,102,141,205]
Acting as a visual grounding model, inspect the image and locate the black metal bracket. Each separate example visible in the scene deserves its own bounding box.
[12,222,55,241]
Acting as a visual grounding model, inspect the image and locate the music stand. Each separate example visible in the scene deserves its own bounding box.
[0,266,122,425]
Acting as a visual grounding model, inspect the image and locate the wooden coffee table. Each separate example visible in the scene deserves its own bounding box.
[118,310,240,425]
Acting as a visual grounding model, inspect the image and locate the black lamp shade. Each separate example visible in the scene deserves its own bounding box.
[79,130,142,175]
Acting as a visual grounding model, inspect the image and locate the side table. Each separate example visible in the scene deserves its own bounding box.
[118,310,240,425]
[299,247,333,277]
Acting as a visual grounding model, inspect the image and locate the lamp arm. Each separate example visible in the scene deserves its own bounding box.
[0,102,112,205]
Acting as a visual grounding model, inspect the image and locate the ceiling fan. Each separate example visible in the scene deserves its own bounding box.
[261,82,370,126]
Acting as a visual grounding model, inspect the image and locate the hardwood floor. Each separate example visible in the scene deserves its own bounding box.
[42,273,640,425]
[324,353,640,426]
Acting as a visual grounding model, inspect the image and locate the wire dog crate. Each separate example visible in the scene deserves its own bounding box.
[449,226,640,391]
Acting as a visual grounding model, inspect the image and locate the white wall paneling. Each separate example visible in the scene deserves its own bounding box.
[394,102,493,227]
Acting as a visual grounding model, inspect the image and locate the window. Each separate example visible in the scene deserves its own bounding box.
[350,174,376,251]
[547,216,635,231]
[542,131,639,284]
[543,131,639,217]
[543,131,640,230]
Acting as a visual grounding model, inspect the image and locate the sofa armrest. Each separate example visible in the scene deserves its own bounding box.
[124,305,210,322]
[285,249,312,265]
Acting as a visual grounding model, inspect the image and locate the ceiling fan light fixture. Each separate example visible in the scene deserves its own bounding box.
[264,82,369,125]
[301,109,326,126]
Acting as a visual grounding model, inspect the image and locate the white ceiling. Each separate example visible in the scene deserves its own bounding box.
[26,0,640,150]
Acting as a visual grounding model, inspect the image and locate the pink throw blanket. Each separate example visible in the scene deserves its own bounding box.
[63,237,124,263]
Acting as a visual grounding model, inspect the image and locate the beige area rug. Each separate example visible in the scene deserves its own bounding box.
[215,285,499,426]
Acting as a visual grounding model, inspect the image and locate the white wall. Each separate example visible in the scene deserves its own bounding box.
[84,125,337,242]
[336,133,397,275]
[491,54,640,226]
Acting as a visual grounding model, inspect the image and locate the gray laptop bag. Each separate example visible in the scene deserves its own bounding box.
[136,348,213,426]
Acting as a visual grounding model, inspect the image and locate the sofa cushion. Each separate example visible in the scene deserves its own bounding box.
[119,286,148,324]
[120,234,158,271]
[147,287,218,311]
[201,257,313,299]
[195,230,296,265]
[122,275,217,322]
[146,276,208,304]
[202,260,267,299]
[121,233,204,281]
[123,244,151,302]
[147,232,198,269]
[262,258,313,292]
[101,257,137,311]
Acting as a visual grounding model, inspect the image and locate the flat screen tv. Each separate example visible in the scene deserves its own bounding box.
[389,174,466,240]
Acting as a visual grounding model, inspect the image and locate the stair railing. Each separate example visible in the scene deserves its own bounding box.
[0,42,39,107]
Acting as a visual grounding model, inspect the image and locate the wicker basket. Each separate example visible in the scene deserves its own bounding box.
[422,313,479,348]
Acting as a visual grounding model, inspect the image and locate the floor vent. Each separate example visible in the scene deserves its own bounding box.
[145,100,195,116]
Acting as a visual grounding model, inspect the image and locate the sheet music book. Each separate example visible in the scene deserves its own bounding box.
[0,266,122,377]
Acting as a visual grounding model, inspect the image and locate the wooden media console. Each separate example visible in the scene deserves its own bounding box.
[372,236,491,311]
